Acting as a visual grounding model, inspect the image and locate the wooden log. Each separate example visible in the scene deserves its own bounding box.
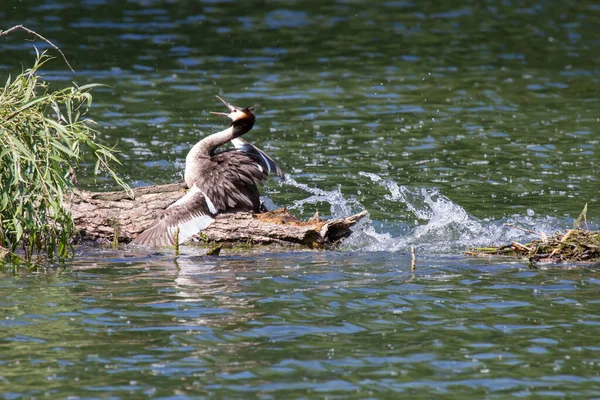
[67,183,367,248]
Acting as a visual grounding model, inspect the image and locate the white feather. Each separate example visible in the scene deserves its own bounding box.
[232,138,271,174]
[163,183,218,244]
[169,214,215,244]
[257,151,272,174]
[170,184,202,208]
[202,191,219,214]
[231,138,246,150]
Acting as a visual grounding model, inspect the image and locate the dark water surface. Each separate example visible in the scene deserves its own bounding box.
[2,0,600,398]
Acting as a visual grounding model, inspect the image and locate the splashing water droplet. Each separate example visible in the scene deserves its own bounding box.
[282,176,363,218]
[278,172,579,254]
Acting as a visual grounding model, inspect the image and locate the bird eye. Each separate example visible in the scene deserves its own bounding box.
[232,109,237,113]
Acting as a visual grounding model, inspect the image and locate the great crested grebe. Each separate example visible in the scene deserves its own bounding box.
[133,96,284,247]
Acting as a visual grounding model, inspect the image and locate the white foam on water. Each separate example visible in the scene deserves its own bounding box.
[279,172,576,254]
[353,172,575,253]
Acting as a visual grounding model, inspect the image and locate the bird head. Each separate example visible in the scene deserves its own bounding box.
[210,96,256,123]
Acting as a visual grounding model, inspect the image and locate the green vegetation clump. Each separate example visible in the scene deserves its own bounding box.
[0,51,129,265]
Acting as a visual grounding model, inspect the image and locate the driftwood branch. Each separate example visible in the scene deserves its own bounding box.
[0,25,75,73]
[67,182,367,248]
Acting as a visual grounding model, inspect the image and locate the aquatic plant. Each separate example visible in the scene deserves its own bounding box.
[0,51,130,265]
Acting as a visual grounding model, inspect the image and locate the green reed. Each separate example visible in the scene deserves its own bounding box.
[0,50,130,266]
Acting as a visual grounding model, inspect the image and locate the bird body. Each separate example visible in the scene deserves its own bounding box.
[133,96,283,247]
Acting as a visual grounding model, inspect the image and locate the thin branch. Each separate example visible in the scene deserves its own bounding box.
[503,223,543,237]
[503,223,548,242]
[0,25,75,73]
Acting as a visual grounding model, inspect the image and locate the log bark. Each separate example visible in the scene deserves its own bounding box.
[67,183,367,248]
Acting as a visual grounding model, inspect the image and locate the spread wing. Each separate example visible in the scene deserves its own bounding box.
[195,150,269,212]
[232,138,285,179]
[133,140,283,248]
[132,184,216,247]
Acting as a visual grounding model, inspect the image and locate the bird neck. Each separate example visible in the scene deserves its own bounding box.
[184,119,254,187]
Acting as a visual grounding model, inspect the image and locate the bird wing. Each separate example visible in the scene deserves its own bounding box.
[231,138,285,179]
[132,184,216,247]
[196,150,271,212]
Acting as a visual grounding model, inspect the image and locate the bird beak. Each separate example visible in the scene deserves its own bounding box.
[209,95,234,117]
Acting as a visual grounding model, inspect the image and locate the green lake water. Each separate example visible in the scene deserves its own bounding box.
[1,0,600,398]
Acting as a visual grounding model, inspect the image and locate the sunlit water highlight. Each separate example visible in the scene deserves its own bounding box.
[2,0,600,398]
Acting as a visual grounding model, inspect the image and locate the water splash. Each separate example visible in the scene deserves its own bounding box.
[276,172,572,254]
[348,172,570,253]
[282,176,363,218]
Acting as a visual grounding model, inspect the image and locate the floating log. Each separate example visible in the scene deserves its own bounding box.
[67,182,367,248]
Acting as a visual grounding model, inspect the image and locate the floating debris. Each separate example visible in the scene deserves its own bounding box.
[467,205,600,266]
[467,229,600,266]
